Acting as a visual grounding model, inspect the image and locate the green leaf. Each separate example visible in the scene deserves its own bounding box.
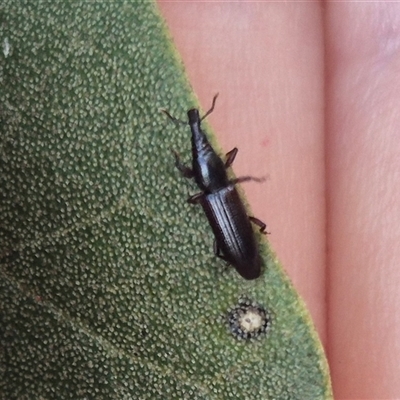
[0,2,332,399]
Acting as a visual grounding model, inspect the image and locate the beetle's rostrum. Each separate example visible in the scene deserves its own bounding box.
[162,95,267,280]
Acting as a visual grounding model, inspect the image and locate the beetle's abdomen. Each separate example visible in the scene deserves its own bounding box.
[200,186,261,280]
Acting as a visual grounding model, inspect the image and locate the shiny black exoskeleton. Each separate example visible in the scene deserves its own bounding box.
[163,95,266,280]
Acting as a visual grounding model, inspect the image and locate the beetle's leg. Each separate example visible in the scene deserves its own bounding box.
[249,216,269,234]
[214,240,228,261]
[201,93,219,121]
[225,148,238,168]
[231,175,266,184]
[187,192,204,204]
[161,109,186,125]
[172,150,194,178]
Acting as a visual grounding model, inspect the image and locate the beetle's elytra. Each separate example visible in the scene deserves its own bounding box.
[162,95,267,280]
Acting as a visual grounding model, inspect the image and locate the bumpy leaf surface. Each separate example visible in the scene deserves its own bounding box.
[0,2,332,399]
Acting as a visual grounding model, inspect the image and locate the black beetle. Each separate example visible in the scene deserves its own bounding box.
[162,95,267,280]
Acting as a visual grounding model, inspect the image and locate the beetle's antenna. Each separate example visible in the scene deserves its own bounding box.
[160,108,186,126]
[201,93,219,121]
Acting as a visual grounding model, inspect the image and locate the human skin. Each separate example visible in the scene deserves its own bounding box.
[158,2,400,399]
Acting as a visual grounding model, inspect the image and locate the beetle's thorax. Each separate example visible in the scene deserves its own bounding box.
[187,109,230,193]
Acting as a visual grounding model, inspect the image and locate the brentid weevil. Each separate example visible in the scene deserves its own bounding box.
[162,95,267,280]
